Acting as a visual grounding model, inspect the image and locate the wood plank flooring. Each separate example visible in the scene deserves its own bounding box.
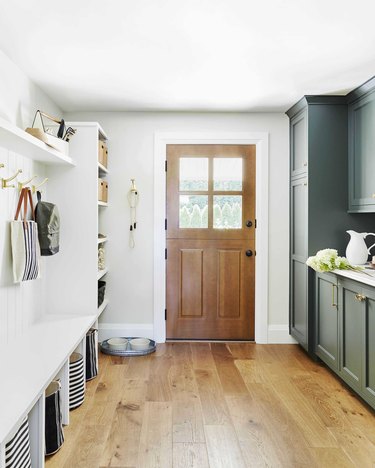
[46,343,375,468]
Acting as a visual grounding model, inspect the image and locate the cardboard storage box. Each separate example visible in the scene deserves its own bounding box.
[98,178,108,202]
[98,140,108,167]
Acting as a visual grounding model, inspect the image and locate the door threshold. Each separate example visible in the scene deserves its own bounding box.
[166,339,256,343]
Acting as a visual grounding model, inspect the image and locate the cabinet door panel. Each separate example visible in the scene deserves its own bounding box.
[315,273,339,370]
[291,109,308,177]
[291,259,308,348]
[349,94,375,211]
[363,287,375,406]
[340,282,363,389]
[290,178,307,260]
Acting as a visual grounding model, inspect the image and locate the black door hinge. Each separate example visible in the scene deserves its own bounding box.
[165,309,167,320]
[165,248,168,260]
[255,219,257,228]
[165,218,167,230]
[165,160,168,172]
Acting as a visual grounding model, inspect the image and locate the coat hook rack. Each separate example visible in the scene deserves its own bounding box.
[32,177,48,194]
[18,175,37,191]
[2,169,22,189]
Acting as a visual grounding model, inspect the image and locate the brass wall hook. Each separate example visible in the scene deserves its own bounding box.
[2,169,22,189]
[130,178,137,192]
[18,175,37,191]
[32,177,48,194]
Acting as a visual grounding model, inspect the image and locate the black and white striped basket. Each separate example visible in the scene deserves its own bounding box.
[5,417,31,468]
[45,381,64,456]
[85,328,98,381]
[69,352,85,410]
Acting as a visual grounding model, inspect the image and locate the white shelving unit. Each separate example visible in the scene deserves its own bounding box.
[98,267,108,280]
[0,120,109,468]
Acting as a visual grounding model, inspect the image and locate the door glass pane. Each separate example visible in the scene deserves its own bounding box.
[180,158,208,191]
[214,158,242,191]
[179,195,208,228]
[213,196,242,229]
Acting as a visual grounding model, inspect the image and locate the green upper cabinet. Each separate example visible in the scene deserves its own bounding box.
[290,108,308,178]
[348,77,375,212]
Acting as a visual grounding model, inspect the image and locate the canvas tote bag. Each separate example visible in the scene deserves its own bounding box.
[11,187,41,283]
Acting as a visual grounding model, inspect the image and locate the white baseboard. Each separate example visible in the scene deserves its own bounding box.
[99,323,297,344]
[98,323,154,342]
[268,324,297,344]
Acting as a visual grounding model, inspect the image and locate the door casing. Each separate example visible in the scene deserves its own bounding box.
[154,132,269,343]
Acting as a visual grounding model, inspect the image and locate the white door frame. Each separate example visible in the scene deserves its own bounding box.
[154,132,269,343]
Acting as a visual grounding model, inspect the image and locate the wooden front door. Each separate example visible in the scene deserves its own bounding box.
[166,145,256,340]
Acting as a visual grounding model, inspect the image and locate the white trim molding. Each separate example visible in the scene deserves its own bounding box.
[154,131,269,343]
[268,325,297,344]
[98,323,154,342]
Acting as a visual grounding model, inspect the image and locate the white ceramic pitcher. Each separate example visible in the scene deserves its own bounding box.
[346,230,375,265]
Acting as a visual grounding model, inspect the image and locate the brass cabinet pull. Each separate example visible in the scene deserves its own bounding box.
[332,284,338,308]
[355,293,366,302]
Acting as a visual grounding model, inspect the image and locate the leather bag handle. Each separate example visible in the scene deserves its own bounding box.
[14,187,35,222]
[14,188,27,220]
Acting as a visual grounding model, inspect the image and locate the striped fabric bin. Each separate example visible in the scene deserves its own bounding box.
[5,417,31,468]
[69,352,85,410]
[85,328,98,381]
[45,381,64,456]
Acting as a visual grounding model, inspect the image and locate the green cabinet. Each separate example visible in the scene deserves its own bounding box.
[339,278,363,391]
[315,273,339,371]
[362,285,375,406]
[287,97,352,354]
[314,275,375,409]
[348,78,375,212]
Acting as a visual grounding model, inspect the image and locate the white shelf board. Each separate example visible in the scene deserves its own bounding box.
[98,237,108,244]
[65,121,108,141]
[98,268,108,280]
[0,118,76,166]
[98,201,108,207]
[98,162,108,174]
[0,313,96,443]
[97,299,109,319]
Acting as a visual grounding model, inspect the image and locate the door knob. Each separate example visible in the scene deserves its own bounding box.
[245,250,253,257]
[246,220,253,227]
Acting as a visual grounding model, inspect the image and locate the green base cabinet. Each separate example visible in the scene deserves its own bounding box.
[339,278,364,392]
[315,273,339,371]
[315,274,375,409]
[362,285,375,407]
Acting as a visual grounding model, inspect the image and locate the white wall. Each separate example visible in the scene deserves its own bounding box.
[0,50,62,344]
[66,111,290,341]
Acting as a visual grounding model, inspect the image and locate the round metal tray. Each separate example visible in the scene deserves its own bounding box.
[100,337,156,356]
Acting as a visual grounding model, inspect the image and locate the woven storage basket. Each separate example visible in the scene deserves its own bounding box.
[45,381,64,456]
[86,328,98,381]
[5,417,31,468]
[69,352,85,410]
[98,280,106,307]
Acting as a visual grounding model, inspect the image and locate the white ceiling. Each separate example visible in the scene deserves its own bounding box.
[1,0,375,112]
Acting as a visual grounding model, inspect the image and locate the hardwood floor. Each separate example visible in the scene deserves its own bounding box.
[45,343,375,468]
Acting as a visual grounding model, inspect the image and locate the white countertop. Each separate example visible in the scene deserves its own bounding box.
[333,268,375,288]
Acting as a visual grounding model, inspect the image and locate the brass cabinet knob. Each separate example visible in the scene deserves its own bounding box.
[355,293,366,302]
